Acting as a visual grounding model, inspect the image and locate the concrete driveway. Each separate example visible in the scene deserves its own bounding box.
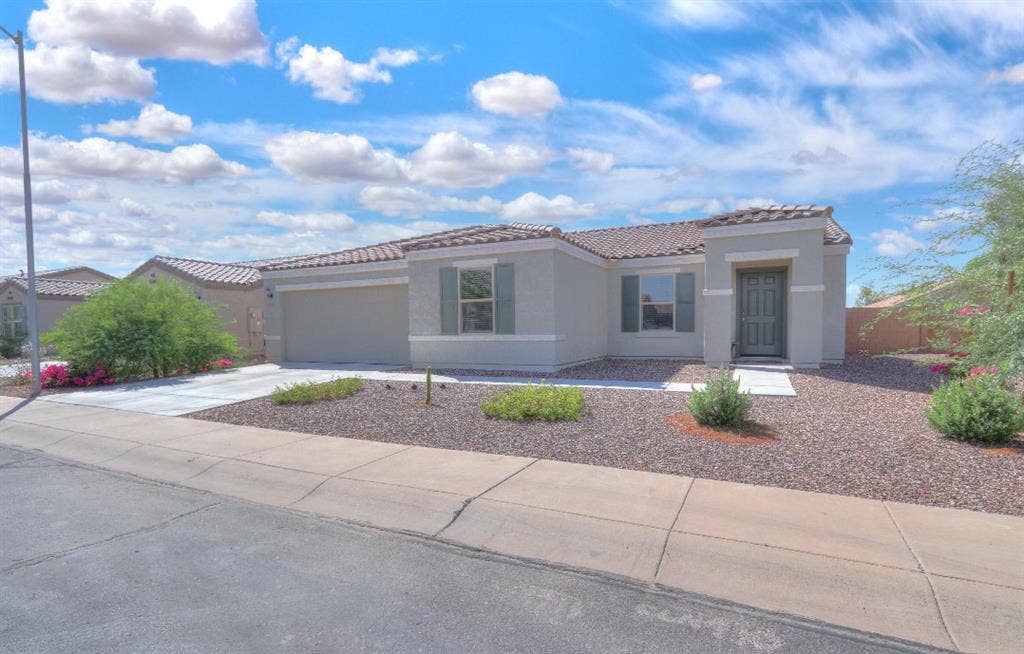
[37,363,401,416]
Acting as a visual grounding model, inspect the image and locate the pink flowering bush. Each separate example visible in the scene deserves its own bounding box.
[216,358,233,368]
[24,363,115,388]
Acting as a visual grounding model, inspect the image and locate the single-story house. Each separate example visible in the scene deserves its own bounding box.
[128,254,317,355]
[0,266,116,337]
[258,205,851,371]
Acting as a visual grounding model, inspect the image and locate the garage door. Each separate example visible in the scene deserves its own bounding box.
[282,284,410,364]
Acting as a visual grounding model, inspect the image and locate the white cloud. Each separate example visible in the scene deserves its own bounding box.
[985,62,1024,85]
[358,186,501,217]
[689,73,723,92]
[0,177,107,205]
[0,136,249,184]
[791,146,849,166]
[118,197,151,216]
[407,131,550,187]
[663,0,748,28]
[642,198,724,215]
[500,192,598,223]
[28,0,268,65]
[567,148,615,173]
[265,131,408,183]
[276,38,420,104]
[0,43,154,104]
[871,228,923,257]
[88,104,193,144]
[256,211,357,231]
[471,72,563,118]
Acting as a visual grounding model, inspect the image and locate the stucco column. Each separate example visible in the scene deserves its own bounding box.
[787,288,823,367]
[702,292,733,367]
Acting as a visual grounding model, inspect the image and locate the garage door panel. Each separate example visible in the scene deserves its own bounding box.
[283,285,409,364]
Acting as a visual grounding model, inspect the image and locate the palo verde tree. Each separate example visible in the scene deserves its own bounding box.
[871,140,1023,383]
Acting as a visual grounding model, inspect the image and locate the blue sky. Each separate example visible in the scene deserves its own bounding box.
[1,1,1022,304]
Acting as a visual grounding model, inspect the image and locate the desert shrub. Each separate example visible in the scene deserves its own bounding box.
[0,335,22,359]
[270,377,364,405]
[481,383,585,422]
[925,375,1024,444]
[41,278,237,379]
[688,369,752,428]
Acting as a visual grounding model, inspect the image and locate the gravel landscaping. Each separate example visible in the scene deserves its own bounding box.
[189,354,1024,515]
[398,357,719,383]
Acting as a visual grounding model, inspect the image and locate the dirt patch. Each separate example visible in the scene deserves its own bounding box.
[665,413,778,445]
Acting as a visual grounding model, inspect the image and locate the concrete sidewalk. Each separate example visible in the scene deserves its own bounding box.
[1,395,1017,653]
[35,362,796,417]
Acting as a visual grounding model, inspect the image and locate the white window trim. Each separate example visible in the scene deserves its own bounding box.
[639,273,675,332]
[459,265,495,335]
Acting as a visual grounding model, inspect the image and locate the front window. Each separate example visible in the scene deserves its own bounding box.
[459,267,493,333]
[641,275,674,330]
[1,303,26,338]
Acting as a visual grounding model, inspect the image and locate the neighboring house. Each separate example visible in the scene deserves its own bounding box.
[128,254,317,355]
[0,266,116,337]
[259,205,851,370]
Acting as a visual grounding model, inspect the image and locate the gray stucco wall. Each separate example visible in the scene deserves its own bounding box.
[605,262,705,359]
[822,252,847,362]
[554,250,607,365]
[703,226,826,367]
[408,249,563,369]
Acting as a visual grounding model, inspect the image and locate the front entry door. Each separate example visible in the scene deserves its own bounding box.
[738,271,784,357]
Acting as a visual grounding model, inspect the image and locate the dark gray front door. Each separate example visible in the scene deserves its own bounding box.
[738,271,784,357]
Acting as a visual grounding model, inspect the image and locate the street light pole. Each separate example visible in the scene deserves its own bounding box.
[1,26,40,394]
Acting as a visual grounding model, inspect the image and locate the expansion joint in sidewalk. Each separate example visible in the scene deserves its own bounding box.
[433,458,540,538]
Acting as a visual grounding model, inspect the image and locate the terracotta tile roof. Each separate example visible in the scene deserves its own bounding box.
[145,256,263,286]
[565,220,705,259]
[3,276,110,298]
[565,205,851,259]
[242,206,853,272]
[262,224,560,271]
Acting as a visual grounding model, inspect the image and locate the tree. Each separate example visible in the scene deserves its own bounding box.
[854,285,886,307]
[42,277,238,379]
[871,140,1023,382]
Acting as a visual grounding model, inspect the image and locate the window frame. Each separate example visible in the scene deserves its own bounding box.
[458,265,495,334]
[1,303,26,338]
[639,273,675,332]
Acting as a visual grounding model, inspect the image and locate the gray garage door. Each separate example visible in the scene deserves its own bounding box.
[282,284,410,364]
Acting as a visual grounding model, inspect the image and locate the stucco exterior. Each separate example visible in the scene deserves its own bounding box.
[0,284,83,334]
[132,263,267,355]
[261,212,849,371]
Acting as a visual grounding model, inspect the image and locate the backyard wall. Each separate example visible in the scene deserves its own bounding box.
[845,307,937,353]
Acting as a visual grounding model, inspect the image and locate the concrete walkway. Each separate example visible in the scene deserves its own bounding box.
[34,362,796,416]
[1,396,1018,652]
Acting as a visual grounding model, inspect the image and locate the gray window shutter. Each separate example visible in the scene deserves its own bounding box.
[621,275,639,332]
[440,267,458,334]
[675,272,695,332]
[494,263,515,334]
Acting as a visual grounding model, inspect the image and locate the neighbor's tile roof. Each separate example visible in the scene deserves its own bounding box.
[262,224,561,271]
[3,276,110,298]
[147,256,263,286]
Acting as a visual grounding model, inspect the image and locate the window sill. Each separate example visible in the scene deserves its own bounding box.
[631,331,685,338]
[409,334,565,342]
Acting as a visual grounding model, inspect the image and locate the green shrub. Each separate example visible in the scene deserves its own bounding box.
[0,335,22,359]
[270,377,364,405]
[925,375,1024,443]
[481,383,585,422]
[688,369,753,428]
[41,278,237,379]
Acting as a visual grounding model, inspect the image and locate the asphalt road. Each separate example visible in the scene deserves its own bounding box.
[0,444,944,653]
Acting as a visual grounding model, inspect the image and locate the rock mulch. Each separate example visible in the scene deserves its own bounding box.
[189,354,1024,516]
[398,357,719,383]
